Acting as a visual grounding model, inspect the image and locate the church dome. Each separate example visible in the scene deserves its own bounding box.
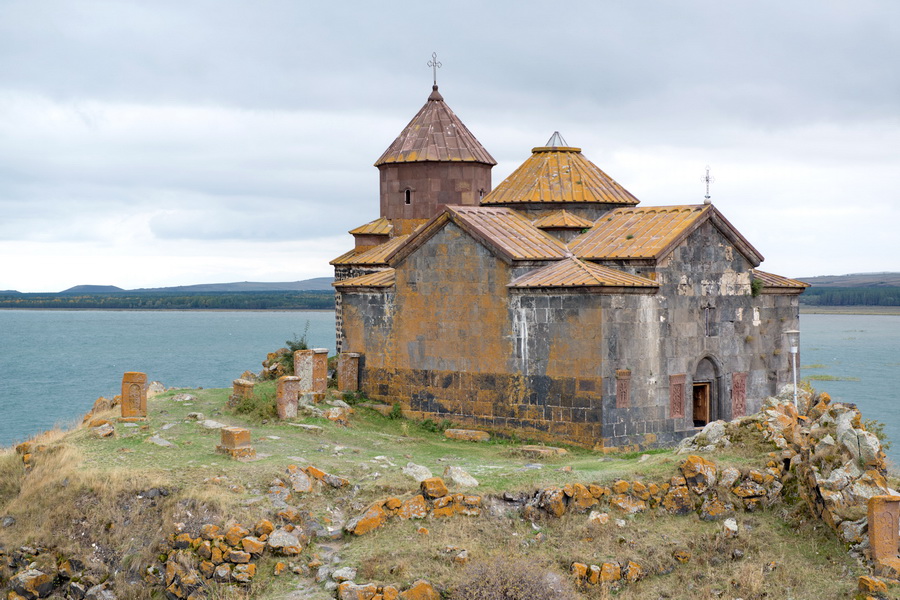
[481,132,638,206]
[374,85,496,166]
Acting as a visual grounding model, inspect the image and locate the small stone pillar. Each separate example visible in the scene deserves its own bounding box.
[337,352,360,392]
[869,495,900,577]
[216,426,256,460]
[120,372,147,421]
[312,348,329,394]
[232,379,255,401]
[276,376,301,419]
[293,349,315,392]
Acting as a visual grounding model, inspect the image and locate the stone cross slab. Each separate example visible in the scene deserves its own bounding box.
[120,371,148,421]
[869,494,900,577]
[293,348,329,400]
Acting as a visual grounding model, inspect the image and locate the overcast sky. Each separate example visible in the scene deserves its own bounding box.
[1,0,898,292]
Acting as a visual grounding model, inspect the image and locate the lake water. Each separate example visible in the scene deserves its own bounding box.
[0,310,336,447]
[1,310,898,462]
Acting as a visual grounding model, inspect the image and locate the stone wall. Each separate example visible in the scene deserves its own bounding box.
[342,223,606,447]
[379,162,492,222]
[339,220,802,450]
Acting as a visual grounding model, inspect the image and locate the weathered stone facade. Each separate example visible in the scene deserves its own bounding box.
[332,85,807,450]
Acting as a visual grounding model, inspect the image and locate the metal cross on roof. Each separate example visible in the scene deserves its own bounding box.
[428,52,442,86]
[702,165,715,203]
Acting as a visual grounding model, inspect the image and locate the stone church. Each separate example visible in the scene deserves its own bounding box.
[331,83,807,451]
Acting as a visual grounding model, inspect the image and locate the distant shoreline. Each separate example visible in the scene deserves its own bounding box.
[0,308,335,313]
[800,305,900,316]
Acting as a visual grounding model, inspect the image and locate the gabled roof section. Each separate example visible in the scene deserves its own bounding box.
[349,217,393,236]
[532,210,595,230]
[509,257,658,290]
[570,204,764,266]
[330,235,410,266]
[333,269,395,289]
[480,137,639,206]
[386,206,569,266]
[752,269,809,293]
[374,86,496,166]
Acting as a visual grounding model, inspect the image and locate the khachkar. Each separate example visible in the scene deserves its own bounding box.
[120,371,147,421]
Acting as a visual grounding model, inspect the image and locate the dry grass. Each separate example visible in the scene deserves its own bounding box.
[0,387,871,599]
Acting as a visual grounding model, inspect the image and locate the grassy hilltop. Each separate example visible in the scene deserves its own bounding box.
[0,382,894,600]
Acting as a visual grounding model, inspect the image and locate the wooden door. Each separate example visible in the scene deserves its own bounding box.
[693,383,710,427]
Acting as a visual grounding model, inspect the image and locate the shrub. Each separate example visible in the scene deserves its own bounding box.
[276,321,312,375]
[449,557,577,600]
[231,384,277,421]
[864,418,892,451]
[388,403,403,420]
[751,277,763,297]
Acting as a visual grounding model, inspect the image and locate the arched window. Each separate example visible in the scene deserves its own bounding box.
[404,189,412,205]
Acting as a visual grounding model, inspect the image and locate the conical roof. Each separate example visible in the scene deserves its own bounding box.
[481,133,639,206]
[374,86,496,166]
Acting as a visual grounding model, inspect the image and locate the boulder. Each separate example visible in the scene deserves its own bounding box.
[718,467,741,488]
[286,465,313,493]
[443,466,478,489]
[331,567,357,582]
[267,528,304,555]
[10,569,54,599]
[840,428,881,465]
[93,423,115,438]
[147,435,174,448]
[609,494,647,514]
[444,429,490,442]
[337,582,378,600]
[538,487,567,517]
[700,420,727,445]
[402,463,433,482]
[398,495,428,520]
[399,580,440,600]
[661,486,693,515]
[420,477,449,499]
[723,518,739,538]
[346,502,388,535]
[680,455,717,495]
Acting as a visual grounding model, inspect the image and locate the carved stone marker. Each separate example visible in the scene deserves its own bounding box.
[231,379,255,401]
[312,348,329,394]
[338,352,361,392]
[276,376,301,419]
[216,426,256,460]
[293,349,315,392]
[120,372,147,421]
[868,495,900,577]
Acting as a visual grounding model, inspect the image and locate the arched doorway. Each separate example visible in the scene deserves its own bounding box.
[692,357,721,427]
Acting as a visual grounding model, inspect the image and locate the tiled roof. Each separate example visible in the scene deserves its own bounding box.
[509,257,658,290]
[570,204,763,266]
[349,217,393,236]
[752,270,810,290]
[374,86,496,166]
[386,206,569,265]
[333,269,395,289]
[531,210,595,229]
[481,143,639,206]
[330,235,410,266]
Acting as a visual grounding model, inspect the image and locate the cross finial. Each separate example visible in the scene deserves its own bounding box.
[427,52,442,86]
[702,165,715,204]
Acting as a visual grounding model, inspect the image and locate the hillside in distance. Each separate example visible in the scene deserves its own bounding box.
[59,285,126,293]
[799,272,900,287]
[54,277,335,294]
[131,277,334,292]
